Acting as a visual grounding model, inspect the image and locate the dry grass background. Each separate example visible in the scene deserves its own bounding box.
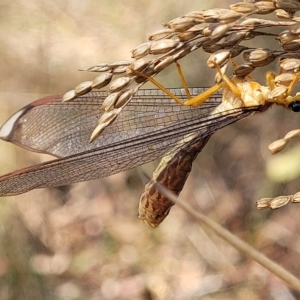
[0,0,300,299]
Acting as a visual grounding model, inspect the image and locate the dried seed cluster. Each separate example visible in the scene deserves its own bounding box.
[62,0,300,141]
[268,128,300,154]
[257,192,300,210]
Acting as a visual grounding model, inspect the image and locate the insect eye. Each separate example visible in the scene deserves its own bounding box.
[289,101,300,112]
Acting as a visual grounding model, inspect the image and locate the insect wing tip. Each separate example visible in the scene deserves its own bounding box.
[0,109,25,141]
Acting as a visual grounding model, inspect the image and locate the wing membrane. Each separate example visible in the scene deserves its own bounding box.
[0,88,261,196]
[1,88,219,157]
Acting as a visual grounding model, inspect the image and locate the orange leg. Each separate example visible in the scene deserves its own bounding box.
[131,63,223,107]
[131,60,245,108]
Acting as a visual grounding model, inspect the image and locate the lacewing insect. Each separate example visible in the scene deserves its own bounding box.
[0,88,262,226]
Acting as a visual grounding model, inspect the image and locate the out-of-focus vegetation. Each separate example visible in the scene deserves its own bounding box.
[0,0,300,299]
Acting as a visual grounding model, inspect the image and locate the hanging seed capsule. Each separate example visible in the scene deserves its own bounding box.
[242,17,275,26]
[244,49,276,67]
[109,60,130,68]
[131,42,151,59]
[112,66,128,74]
[203,9,230,23]
[269,196,290,209]
[202,43,223,53]
[202,23,219,37]
[290,22,300,34]
[75,81,93,96]
[109,77,133,93]
[149,39,180,54]
[274,73,295,86]
[168,17,197,32]
[256,198,273,210]
[207,50,230,68]
[268,85,288,100]
[285,129,300,140]
[211,23,230,39]
[148,29,174,41]
[230,2,257,14]
[90,109,121,142]
[154,56,175,72]
[218,10,242,24]
[255,1,276,14]
[91,72,113,89]
[188,24,203,32]
[62,90,77,102]
[81,63,110,72]
[222,31,247,47]
[172,47,192,60]
[126,59,150,76]
[230,45,247,58]
[114,89,135,108]
[184,11,204,23]
[282,39,300,51]
[278,30,298,45]
[233,63,255,77]
[268,139,287,154]
[292,192,300,202]
[275,9,292,19]
[101,92,121,111]
[177,30,200,42]
[280,58,300,72]
[275,0,300,12]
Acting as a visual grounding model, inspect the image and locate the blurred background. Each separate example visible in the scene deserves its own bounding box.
[1,0,300,299]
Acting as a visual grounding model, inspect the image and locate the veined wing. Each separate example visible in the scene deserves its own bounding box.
[0,88,261,196]
[1,88,220,157]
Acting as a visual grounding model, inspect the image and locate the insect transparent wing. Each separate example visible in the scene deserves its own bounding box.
[0,88,220,158]
[0,103,260,196]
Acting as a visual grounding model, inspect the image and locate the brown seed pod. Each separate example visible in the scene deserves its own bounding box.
[218,10,242,23]
[274,73,295,86]
[172,47,192,60]
[177,30,201,42]
[149,39,180,55]
[204,9,235,23]
[75,81,93,96]
[274,9,293,19]
[280,58,300,72]
[255,1,276,14]
[101,92,122,111]
[109,77,133,93]
[168,17,197,32]
[202,43,223,53]
[126,59,150,76]
[154,57,175,72]
[131,42,151,59]
[114,89,135,108]
[90,108,121,141]
[268,85,288,99]
[282,39,300,51]
[81,63,110,72]
[289,22,300,34]
[62,90,77,102]
[278,30,298,45]
[275,0,300,12]
[207,50,231,68]
[91,72,113,89]
[233,63,255,77]
[230,2,257,14]
[211,23,231,39]
[184,11,204,23]
[243,49,276,67]
[148,29,174,41]
[222,31,247,47]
